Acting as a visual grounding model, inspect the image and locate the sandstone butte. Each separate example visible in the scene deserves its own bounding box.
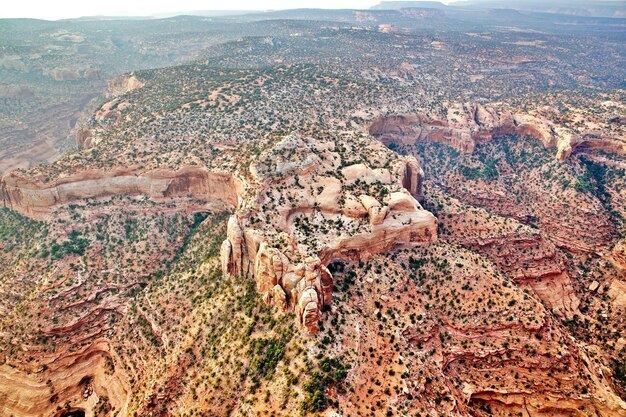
[220,134,436,333]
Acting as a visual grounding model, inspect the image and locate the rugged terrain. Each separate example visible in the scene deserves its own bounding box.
[0,5,625,417]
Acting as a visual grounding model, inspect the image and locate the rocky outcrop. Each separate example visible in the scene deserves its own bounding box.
[565,133,626,159]
[460,230,580,319]
[76,127,94,149]
[0,167,240,218]
[370,113,477,152]
[0,340,129,417]
[220,134,437,333]
[107,74,144,97]
[401,153,424,198]
[611,239,626,270]
[331,243,626,417]
[2,130,436,334]
[370,102,625,160]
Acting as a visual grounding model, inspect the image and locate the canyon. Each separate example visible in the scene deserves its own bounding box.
[369,102,626,161]
[1,123,625,416]
[0,9,624,416]
[0,133,438,335]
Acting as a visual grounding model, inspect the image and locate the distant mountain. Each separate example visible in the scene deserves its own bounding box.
[372,0,626,18]
[371,1,448,10]
[458,0,626,18]
[151,10,259,18]
[62,15,154,21]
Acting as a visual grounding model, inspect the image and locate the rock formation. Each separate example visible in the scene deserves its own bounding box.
[0,132,437,335]
[0,341,130,417]
[0,167,240,218]
[76,127,94,149]
[438,193,581,319]
[107,74,144,97]
[220,134,437,333]
[370,102,625,160]
[0,18,625,417]
[611,239,626,270]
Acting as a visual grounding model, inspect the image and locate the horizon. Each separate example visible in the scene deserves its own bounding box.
[0,0,408,21]
[5,0,552,21]
[1,0,623,21]
[0,0,622,21]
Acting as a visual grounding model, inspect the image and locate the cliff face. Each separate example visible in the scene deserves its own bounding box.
[612,239,626,270]
[0,341,130,417]
[106,74,144,97]
[437,192,581,320]
[369,104,553,153]
[0,167,240,218]
[369,102,625,160]
[75,127,94,149]
[322,244,626,417]
[220,134,437,333]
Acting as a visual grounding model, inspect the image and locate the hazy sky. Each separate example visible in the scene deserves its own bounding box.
[0,0,452,20]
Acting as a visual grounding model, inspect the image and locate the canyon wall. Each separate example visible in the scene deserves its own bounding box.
[0,167,240,218]
[369,103,625,160]
[0,341,130,417]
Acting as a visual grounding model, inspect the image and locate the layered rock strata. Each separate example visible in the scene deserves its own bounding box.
[220,134,437,333]
[0,167,240,218]
[370,102,626,160]
[0,341,129,417]
[437,193,581,319]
